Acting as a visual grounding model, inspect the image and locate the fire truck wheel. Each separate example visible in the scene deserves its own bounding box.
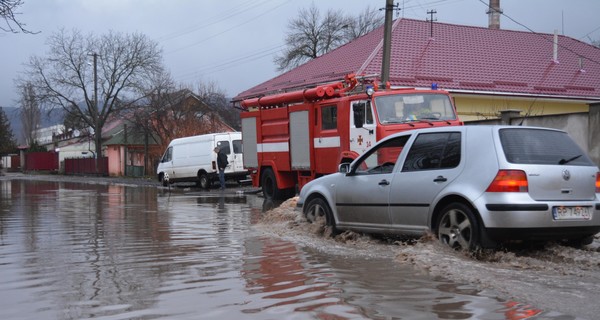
[261,168,288,200]
[304,197,338,235]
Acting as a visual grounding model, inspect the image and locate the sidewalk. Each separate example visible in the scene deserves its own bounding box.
[0,171,162,187]
[0,171,259,193]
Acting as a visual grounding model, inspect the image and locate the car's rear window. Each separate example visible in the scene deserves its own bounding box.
[499,128,594,166]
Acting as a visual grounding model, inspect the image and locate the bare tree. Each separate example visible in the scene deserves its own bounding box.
[1,0,37,33]
[343,6,383,41]
[196,81,240,130]
[274,4,382,72]
[17,81,40,145]
[21,29,163,172]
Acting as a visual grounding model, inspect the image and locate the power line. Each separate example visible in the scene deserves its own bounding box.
[580,25,600,41]
[155,0,273,42]
[174,44,285,82]
[475,0,600,66]
[166,0,292,54]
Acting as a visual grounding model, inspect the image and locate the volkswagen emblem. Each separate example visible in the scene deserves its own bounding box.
[562,169,571,181]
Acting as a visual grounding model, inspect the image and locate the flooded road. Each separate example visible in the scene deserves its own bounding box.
[0,177,597,319]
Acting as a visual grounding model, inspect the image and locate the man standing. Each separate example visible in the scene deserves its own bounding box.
[215,147,228,190]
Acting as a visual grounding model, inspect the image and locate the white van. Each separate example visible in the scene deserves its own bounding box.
[156,132,248,189]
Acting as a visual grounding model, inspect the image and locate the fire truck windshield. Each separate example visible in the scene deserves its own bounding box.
[374,93,457,125]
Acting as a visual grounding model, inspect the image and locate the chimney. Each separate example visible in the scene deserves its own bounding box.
[487,0,502,29]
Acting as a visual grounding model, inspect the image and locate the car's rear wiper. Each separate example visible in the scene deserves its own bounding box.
[558,154,582,165]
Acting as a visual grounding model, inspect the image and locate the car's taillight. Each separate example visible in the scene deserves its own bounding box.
[486,170,528,192]
[596,172,600,193]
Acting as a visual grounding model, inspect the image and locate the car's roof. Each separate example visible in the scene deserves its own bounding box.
[386,125,564,137]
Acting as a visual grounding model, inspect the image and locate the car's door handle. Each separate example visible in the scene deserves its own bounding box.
[379,179,390,186]
[434,176,447,182]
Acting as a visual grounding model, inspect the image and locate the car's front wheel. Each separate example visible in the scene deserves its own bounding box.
[304,197,338,235]
[437,203,480,250]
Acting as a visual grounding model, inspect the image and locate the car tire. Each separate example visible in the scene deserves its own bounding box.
[304,197,339,235]
[566,234,595,247]
[437,202,480,250]
[199,173,210,189]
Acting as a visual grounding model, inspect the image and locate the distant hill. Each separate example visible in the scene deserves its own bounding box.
[2,106,65,145]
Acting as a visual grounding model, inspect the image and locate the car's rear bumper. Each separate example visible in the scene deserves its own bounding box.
[474,196,600,229]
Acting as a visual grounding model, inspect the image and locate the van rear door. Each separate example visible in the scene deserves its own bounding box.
[232,138,244,172]
[215,137,232,172]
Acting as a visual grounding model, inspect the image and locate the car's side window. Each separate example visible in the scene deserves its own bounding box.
[402,132,461,172]
[354,135,410,174]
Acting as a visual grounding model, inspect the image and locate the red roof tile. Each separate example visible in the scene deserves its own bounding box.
[234,18,600,101]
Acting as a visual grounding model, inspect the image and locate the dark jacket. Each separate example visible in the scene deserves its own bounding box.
[217,151,228,170]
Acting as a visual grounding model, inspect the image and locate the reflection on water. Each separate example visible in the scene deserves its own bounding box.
[0,179,563,319]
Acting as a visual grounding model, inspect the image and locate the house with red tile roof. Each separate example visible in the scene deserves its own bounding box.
[234,18,600,121]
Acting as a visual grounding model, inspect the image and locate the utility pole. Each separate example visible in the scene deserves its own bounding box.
[427,10,437,38]
[381,0,399,86]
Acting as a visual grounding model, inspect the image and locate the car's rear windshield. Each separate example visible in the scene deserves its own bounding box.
[499,128,594,166]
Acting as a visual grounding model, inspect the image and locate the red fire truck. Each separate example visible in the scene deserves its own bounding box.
[239,74,462,199]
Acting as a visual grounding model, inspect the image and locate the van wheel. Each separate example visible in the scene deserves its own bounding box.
[199,173,210,189]
[261,168,289,200]
[161,173,170,187]
[437,203,480,251]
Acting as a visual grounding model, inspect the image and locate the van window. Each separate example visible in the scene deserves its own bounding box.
[161,146,173,162]
[233,140,243,154]
[402,132,461,171]
[217,141,231,154]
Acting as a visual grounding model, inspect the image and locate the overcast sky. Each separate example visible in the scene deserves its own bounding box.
[1,0,599,109]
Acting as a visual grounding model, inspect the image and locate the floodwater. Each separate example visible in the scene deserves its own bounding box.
[0,178,597,319]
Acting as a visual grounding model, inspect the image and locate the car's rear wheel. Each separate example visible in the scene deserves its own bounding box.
[437,203,480,250]
[304,197,339,235]
[566,234,595,247]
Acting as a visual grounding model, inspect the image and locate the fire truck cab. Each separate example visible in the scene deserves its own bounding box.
[239,75,462,199]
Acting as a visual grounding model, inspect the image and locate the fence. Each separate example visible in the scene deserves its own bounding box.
[24,152,59,172]
[64,157,109,176]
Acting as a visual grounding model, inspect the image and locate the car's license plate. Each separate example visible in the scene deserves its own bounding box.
[552,206,593,220]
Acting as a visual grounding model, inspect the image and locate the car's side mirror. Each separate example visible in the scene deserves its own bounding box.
[339,163,350,174]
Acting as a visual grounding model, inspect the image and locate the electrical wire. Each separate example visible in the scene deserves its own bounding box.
[174,44,285,82]
[166,0,292,54]
[155,0,273,42]
[475,0,600,66]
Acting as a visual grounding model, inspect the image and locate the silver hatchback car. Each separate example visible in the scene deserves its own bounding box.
[297,125,600,250]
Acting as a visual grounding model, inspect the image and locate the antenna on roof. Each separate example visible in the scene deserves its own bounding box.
[426,9,437,38]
